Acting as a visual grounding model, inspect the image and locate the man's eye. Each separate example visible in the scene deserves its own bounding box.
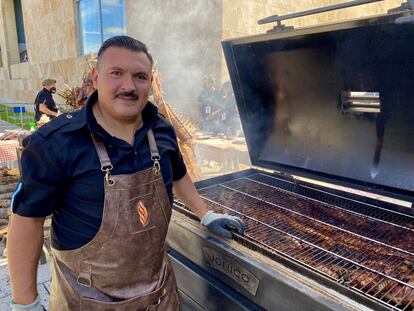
[137,74,147,80]
[111,71,121,76]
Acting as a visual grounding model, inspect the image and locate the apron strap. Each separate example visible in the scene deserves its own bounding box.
[90,129,162,183]
[90,133,112,169]
[147,129,160,160]
[147,129,161,176]
[90,133,115,186]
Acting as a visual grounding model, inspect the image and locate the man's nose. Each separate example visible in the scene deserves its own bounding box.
[120,74,136,91]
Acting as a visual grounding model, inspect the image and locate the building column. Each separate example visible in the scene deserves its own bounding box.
[0,0,21,67]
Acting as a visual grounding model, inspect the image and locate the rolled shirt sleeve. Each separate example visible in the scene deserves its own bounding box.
[37,92,48,106]
[12,132,65,217]
[37,91,57,111]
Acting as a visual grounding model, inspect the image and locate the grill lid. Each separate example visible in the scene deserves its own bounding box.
[222,11,414,200]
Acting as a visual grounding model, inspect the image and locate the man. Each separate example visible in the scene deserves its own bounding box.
[219,81,241,138]
[7,36,244,310]
[34,79,59,122]
[197,75,221,133]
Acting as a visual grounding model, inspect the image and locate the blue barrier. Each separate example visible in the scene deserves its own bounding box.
[13,106,26,113]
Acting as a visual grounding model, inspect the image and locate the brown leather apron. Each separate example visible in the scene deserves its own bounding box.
[48,129,181,311]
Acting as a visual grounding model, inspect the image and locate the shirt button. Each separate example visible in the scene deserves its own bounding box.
[134,151,137,155]
[66,114,73,119]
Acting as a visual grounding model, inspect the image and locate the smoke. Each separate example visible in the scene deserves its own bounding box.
[127,0,222,115]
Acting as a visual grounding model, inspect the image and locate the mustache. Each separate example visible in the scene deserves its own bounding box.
[115,91,139,100]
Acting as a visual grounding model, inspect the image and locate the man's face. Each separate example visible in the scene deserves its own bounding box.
[92,47,152,122]
[203,79,214,91]
[45,83,57,93]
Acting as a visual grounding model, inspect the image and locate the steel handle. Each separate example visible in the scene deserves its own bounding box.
[258,0,384,25]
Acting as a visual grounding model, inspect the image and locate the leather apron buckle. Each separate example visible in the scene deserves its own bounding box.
[77,273,92,287]
[101,164,115,186]
[77,263,92,288]
[151,157,161,176]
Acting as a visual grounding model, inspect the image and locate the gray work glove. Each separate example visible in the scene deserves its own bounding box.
[10,295,45,311]
[201,211,245,238]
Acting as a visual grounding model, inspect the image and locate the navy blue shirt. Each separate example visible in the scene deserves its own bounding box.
[34,88,58,121]
[12,92,187,250]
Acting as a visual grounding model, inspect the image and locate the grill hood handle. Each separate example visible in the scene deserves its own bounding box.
[258,0,384,26]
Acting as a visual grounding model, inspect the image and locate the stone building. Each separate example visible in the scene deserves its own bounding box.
[0,0,405,113]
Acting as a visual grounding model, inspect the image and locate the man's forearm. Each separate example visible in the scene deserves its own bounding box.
[173,173,209,219]
[7,214,45,305]
[38,104,58,117]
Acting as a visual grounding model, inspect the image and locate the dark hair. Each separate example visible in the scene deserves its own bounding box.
[97,35,153,66]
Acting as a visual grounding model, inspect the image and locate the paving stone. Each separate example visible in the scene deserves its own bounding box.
[42,280,51,294]
[37,283,49,310]
[0,266,11,299]
[0,296,11,311]
[36,255,51,284]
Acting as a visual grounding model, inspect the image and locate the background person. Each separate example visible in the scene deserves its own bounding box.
[34,79,59,122]
[197,75,221,133]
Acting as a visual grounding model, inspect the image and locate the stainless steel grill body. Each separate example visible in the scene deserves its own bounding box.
[167,9,414,311]
[169,169,414,310]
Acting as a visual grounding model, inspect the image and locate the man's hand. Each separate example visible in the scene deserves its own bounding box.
[201,211,245,238]
[172,173,245,238]
[11,295,45,311]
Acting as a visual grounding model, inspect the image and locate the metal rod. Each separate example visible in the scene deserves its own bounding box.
[253,173,414,231]
[189,175,414,308]
[258,0,384,25]
[219,183,414,256]
[199,193,414,290]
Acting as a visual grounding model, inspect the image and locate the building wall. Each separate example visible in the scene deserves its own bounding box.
[0,0,407,109]
[0,0,20,66]
[0,0,83,104]
[21,0,78,64]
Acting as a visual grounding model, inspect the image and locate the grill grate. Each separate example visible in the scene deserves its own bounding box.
[187,172,414,310]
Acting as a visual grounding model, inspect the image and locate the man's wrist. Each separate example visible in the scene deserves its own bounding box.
[200,210,214,225]
[11,292,38,305]
[10,295,43,310]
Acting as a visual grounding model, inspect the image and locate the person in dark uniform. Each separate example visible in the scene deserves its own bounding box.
[219,81,241,137]
[34,78,59,122]
[197,75,221,133]
[7,36,244,311]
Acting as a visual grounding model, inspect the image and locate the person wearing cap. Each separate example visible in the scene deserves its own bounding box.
[34,79,58,122]
[7,36,244,310]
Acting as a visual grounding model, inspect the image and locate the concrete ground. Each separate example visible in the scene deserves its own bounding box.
[0,120,21,134]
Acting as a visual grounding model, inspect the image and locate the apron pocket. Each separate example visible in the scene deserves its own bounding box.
[80,262,169,311]
[129,192,156,234]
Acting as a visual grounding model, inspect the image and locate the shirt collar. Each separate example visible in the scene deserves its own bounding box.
[81,91,159,147]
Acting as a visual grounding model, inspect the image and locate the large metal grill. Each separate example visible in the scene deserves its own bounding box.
[175,172,414,310]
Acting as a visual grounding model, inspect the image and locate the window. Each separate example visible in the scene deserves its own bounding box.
[77,0,126,55]
[14,0,27,62]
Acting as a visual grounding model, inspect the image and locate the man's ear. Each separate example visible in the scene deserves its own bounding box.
[92,67,99,89]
